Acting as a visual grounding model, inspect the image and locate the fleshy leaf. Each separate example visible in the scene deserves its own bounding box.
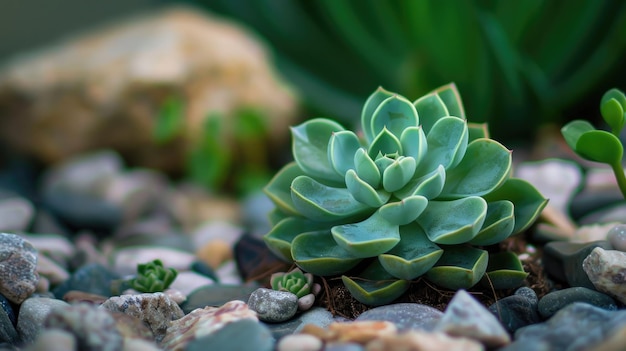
[441,139,511,198]
[379,195,428,226]
[469,200,515,246]
[264,217,333,261]
[371,95,419,139]
[468,122,489,142]
[414,93,449,135]
[601,98,625,134]
[576,130,623,165]
[342,260,409,306]
[561,120,595,152]
[400,126,428,166]
[378,222,443,280]
[329,131,361,176]
[346,170,391,207]
[395,165,445,200]
[382,156,416,192]
[416,197,487,245]
[292,118,345,183]
[483,177,548,234]
[291,175,371,222]
[354,148,381,188]
[332,211,400,258]
[426,246,488,289]
[264,162,306,216]
[368,127,403,159]
[267,207,288,227]
[418,117,468,175]
[292,231,361,276]
[432,83,465,119]
[482,252,528,289]
[362,87,395,144]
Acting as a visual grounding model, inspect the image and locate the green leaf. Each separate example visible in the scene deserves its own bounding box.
[426,246,488,289]
[153,96,185,143]
[469,200,515,246]
[395,165,445,200]
[413,92,449,135]
[187,113,230,189]
[601,98,625,134]
[292,118,345,183]
[561,120,595,151]
[441,139,512,198]
[264,217,333,261]
[362,87,395,143]
[264,162,306,216]
[292,231,362,276]
[468,122,490,141]
[342,260,409,306]
[368,127,403,159]
[345,169,391,207]
[332,211,400,258]
[378,222,443,280]
[432,82,465,119]
[354,148,381,188]
[379,195,428,225]
[482,251,528,289]
[483,177,548,234]
[576,130,623,165]
[400,126,428,166]
[382,156,416,192]
[371,95,419,139]
[416,197,487,245]
[329,130,362,176]
[418,117,468,175]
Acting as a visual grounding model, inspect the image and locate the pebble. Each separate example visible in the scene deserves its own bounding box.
[584,247,626,304]
[180,284,259,314]
[248,288,298,322]
[185,318,274,351]
[195,239,233,269]
[0,197,34,231]
[537,286,617,318]
[435,289,510,347]
[111,246,195,276]
[17,297,70,344]
[608,224,626,251]
[324,342,365,351]
[234,234,290,281]
[356,303,443,332]
[0,294,16,327]
[543,240,613,289]
[277,333,323,351]
[22,329,76,351]
[267,307,335,339]
[52,263,119,299]
[0,233,39,304]
[365,330,484,351]
[35,254,70,285]
[489,293,541,334]
[167,270,214,296]
[301,321,397,345]
[99,292,184,343]
[0,296,18,345]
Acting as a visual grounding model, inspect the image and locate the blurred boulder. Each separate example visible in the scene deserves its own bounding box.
[0,6,298,174]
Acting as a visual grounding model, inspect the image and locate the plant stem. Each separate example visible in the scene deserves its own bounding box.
[611,162,626,199]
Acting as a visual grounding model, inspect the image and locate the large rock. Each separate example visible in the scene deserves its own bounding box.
[0,6,297,174]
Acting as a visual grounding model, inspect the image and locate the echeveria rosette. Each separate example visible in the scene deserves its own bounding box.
[128,259,178,293]
[264,83,547,306]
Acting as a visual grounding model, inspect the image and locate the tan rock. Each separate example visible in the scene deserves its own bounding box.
[583,247,626,304]
[366,330,484,351]
[196,239,233,269]
[301,321,397,345]
[0,6,298,175]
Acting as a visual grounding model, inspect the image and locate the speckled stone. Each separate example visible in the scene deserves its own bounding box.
[366,330,484,351]
[356,303,443,332]
[185,319,274,351]
[0,233,39,304]
[17,297,70,344]
[538,287,617,318]
[248,288,298,323]
[608,224,626,252]
[584,247,626,304]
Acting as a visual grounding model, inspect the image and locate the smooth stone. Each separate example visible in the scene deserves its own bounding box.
[215,260,243,285]
[23,329,76,351]
[248,288,298,323]
[180,284,259,314]
[52,263,119,299]
[356,303,443,332]
[608,224,626,252]
[18,234,74,261]
[195,239,233,270]
[62,291,108,305]
[366,330,484,351]
[0,295,18,344]
[489,295,541,334]
[121,338,161,351]
[583,247,626,304]
[435,290,510,347]
[0,197,34,231]
[543,240,613,289]
[324,343,365,351]
[111,246,195,276]
[277,334,323,351]
[44,303,123,351]
[99,292,184,343]
[185,319,274,351]
[35,254,70,285]
[241,191,274,236]
[514,286,539,304]
[168,271,215,296]
[17,297,70,344]
[570,188,624,221]
[504,302,626,351]
[190,220,244,249]
[0,295,15,327]
[538,287,617,318]
[111,232,195,252]
[190,260,219,282]
[234,234,290,282]
[589,324,626,351]
[266,307,334,339]
[0,233,39,304]
[41,150,123,194]
[297,294,316,311]
[100,169,167,221]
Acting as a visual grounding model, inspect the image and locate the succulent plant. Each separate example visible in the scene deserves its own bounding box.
[264,83,547,305]
[127,259,178,293]
[270,268,314,298]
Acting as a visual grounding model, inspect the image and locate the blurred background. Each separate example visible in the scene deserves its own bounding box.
[1,0,626,196]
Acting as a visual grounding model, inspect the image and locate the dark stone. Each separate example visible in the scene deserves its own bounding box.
[570,188,624,221]
[0,294,15,327]
[0,294,18,344]
[537,287,617,319]
[52,263,120,299]
[190,261,218,282]
[356,303,443,332]
[489,295,541,334]
[543,240,613,288]
[186,319,274,351]
[234,233,290,283]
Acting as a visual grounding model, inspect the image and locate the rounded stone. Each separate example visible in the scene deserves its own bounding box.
[537,286,617,318]
[608,224,626,251]
[356,303,443,332]
[277,334,323,351]
[248,288,298,322]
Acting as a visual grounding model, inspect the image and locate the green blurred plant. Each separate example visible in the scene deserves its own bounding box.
[195,0,626,142]
[562,88,626,198]
[263,83,547,306]
[127,259,178,293]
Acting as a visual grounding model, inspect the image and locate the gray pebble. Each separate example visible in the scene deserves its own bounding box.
[248,288,298,323]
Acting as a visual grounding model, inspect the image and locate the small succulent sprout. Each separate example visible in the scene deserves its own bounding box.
[128,259,178,293]
[562,88,626,198]
[264,83,548,305]
[270,268,313,298]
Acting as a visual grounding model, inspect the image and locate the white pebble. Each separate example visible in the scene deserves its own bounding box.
[608,224,626,251]
[277,334,323,351]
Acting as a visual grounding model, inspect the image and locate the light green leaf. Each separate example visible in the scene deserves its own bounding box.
[292,231,361,276]
[576,130,623,165]
[482,251,528,289]
[382,156,416,192]
[291,175,371,222]
[416,197,487,245]
[400,126,428,166]
[368,127,403,159]
[329,130,361,176]
[378,222,443,279]
[395,165,445,200]
[601,98,625,134]
[371,95,419,139]
[263,217,333,262]
[362,87,395,144]
[354,148,381,188]
[414,93,449,135]
[426,246,488,289]
[332,211,400,258]
[264,162,306,216]
[418,117,468,175]
[342,260,409,306]
[379,195,428,225]
[469,200,515,246]
[468,122,489,141]
[432,82,465,119]
[292,118,345,183]
[561,120,595,153]
[441,139,512,198]
[345,169,391,207]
